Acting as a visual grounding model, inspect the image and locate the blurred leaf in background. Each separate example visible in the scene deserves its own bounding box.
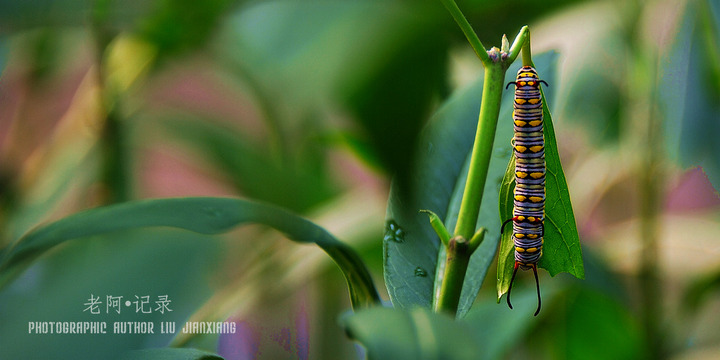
[659,0,720,192]
[0,229,223,359]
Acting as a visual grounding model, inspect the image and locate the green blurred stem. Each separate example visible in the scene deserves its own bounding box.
[93,0,130,203]
[439,0,490,64]
[638,55,664,359]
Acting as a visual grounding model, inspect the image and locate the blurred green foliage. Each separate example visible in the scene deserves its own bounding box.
[0,0,719,359]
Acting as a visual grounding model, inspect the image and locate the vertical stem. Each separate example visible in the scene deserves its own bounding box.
[436,55,506,316]
[638,55,664,359]
[434,237,471,314]
[92,0,130,203]
[619,0,664,355]
[453,60,505,240]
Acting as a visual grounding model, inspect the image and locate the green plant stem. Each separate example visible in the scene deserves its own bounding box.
[439,0,490,64]
[521,32,532,67]
[93,0,130,204]
[421,210,452,248]
[436,58,506,316]
[637,53,664,360]
[453,61,505,241]
[434,236,471,314]
[507,26,529,64]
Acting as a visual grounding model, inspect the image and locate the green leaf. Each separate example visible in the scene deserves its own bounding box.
[385,53,558,315]
[384,67,499,311]
[0,197,380,309]
[497,67,584,300]
[342,306,479,360]
[120,348,224,360]
[0,230,221,359]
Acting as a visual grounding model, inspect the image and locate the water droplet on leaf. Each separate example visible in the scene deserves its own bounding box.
[384,220,405,243]
[414,267,427,277]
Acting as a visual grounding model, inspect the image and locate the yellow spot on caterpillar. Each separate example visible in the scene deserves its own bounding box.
[529,196,543,203]
[529,98,540,105]
[530,172,544,179]
[515,145,527,152]
[515,233,525,238]
[515,195,527,201]
[516,171,528,178]
[514,120,527,126]
[529,120,542,126]
[527,234,538,239]
[542,239,545,244]
[527,81,535,86]
[529,145,544,152]
[515,247,525,252]
[516,99,527,104]
[526,247,538,253]
[519,81,527,86]
[527,217,536,222]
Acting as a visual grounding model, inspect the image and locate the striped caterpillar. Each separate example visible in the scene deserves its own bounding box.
[501,66,548,316]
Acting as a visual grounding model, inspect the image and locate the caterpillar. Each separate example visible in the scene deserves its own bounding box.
[501,66,548,316]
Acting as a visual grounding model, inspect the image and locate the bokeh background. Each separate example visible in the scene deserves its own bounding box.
[0,0,719,359]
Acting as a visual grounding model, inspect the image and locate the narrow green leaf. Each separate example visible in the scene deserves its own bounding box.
[120,348,224,360]
[342,307,479,360]
[420,210,451,248]
[498,69,584,300]
[0,197,380,309]
[498,156,517,300]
